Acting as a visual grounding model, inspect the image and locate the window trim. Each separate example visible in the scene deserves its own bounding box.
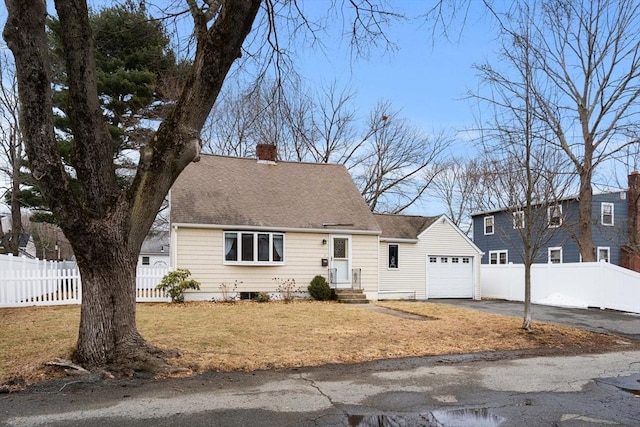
[548,246,563,264]
[388,244,399,269]
[601,202,614,226]
[484,216,495,235]
[489,250,508,265]
[548,205,562,228]
[597,246,610,263]
[512,210,525,229]
[223,231,285,265]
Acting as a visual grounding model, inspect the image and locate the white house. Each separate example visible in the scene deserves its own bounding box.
[375,213,483,300]
[169,145,482,301]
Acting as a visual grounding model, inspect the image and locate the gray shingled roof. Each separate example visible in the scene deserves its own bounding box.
[374,213,440,239]
[170,154,380,232]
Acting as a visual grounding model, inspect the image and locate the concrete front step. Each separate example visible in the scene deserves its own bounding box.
[334,289,369,304]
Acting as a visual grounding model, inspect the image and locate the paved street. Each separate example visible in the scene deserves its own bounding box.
[2,301,640,426]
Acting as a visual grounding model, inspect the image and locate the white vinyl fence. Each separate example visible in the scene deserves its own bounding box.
[0,254,170,307]
[481,262,640,314]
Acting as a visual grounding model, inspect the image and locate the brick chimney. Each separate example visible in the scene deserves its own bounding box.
[622,171,640,272]
[256,143,277,162]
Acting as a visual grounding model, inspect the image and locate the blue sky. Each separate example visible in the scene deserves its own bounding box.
[290,2,498,138]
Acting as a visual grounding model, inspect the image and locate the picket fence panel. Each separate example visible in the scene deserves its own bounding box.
[481,262,640,314]
[0,255,170,307]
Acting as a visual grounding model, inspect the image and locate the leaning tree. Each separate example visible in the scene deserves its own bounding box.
[4,0,400,371]
[4,0,261,370]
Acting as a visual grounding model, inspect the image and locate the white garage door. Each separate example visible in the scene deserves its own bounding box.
[427,255,474,298]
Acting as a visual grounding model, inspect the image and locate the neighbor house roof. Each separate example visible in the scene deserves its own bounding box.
[141,231,169,254]
[170,154,380,233]
[374,213,439,240]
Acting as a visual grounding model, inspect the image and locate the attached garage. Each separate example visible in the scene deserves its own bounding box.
[375,214,483,300]
[426,255,474,298]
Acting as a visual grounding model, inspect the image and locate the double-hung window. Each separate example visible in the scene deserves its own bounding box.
[489,250,508,265]
[597,247,610,263]
[224,231,284,264]
[548,247,563,264]
[601,203,614,226]
[548,205,562,228]
[513,211,525,229]
[484,216,494,235]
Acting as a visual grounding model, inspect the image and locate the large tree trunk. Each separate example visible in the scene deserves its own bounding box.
[74,252,142,367]
[577,167,596,262]
[4,0,261,372]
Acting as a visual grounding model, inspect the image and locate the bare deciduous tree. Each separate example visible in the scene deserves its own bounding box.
[351,101,450,213]
[484,0,640,262]
[0,52,23,255]
[430,157,485,233]
[474,0,575,329]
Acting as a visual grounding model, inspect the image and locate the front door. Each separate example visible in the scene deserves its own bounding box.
[331,235,351,288]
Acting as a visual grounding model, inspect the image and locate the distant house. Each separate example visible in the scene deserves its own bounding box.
[471,172,639,271]
[375,214,483,300]
[139,231,170,267]
[169,144,482,300]
[0,232,37,258]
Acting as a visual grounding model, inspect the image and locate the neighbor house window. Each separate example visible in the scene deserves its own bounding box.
[548,205,562,228]
[484,216,494,235]
[548,247,563,264]
[598,247,610,263]
[513,211,525,229]
[224,231,284,264]
[142,256,150,266]
[489,250,508,265]
[601,203,614,226]
[388,244,399,269]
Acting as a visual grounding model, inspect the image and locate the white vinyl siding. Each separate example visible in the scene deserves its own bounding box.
[378,218,482,300]
[175,227,378,299]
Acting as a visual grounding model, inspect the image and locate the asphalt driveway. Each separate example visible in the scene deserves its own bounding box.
[434,299,640,340]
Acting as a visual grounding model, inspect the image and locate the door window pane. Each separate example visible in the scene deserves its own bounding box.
[334,238,347,258]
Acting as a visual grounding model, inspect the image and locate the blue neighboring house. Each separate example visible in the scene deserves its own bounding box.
[471,172,639,270]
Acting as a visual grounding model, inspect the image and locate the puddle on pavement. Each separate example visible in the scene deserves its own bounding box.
[348,408,505,427]
[428,408,506,426]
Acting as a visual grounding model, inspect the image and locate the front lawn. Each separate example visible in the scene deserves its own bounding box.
[0,300,630,386]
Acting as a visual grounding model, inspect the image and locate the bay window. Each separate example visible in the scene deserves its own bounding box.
[225,231,284,264]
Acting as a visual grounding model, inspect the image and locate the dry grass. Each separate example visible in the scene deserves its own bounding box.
[0,300,631,386]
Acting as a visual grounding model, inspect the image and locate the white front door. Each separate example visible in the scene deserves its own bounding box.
[331,235,351,288]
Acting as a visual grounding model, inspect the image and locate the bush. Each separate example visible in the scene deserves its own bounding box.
[273,278,302,303]
[216,281,240,303]
[308,275,332,301]
[254,292,271,303]
[156,269,201,303]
